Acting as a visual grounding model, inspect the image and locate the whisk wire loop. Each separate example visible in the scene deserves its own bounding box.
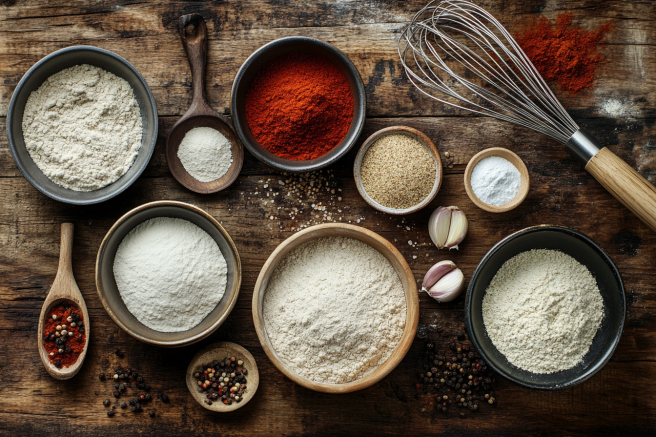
[399,0,580,144]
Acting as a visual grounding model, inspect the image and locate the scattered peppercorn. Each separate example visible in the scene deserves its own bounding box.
[415,335,499,418]
[114,348,124,358]
[149,410,155,417]
[103,399,110,407]
[107,410,115,417]
[99,373,106,381]
[120,402,127,409]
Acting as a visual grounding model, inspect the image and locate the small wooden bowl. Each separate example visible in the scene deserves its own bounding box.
[464,147,530,213]
[354,126,442,215]
[186,342,259,412]
[252,223,419,394]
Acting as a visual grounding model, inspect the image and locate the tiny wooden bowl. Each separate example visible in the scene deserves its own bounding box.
[464,147,530,213]
[354,126,442,215]
[166,14,244,194]
[186,342,259,412]
[252,223,419,394]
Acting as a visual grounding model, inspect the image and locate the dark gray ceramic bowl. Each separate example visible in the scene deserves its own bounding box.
[7,46,158,205]
[465,225,625,390]
[95,201,242,347]
[231,36,366,172]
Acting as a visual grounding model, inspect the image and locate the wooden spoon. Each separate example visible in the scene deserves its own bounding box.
[166,13,244,194]
[37,223,90,380]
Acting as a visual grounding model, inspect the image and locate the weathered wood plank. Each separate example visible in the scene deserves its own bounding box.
[2,0,656,435]
[1,1,655,117]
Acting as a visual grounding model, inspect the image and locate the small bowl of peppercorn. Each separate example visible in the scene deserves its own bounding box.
[186,341,259,412]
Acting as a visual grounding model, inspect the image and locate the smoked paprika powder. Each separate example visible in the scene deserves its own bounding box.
[515,13,613,94]
[244,52,355,161]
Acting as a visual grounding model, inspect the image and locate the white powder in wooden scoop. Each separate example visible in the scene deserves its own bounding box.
[263,236,407,384]
[177,127,233,182]
[482,249,603,374]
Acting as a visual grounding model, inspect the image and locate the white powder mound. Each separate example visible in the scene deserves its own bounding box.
[177,127,233,182]
[470,156,521,206]
[22,64,142,191]
[482,249,604,374]
[263,236,407,384]
[113,217,227,332]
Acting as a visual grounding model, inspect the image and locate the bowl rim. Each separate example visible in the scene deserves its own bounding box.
[353,125,443,215]
[465,224,626,390]
[252,223,419,393]
[95,200,242,347]
[6,45,158,205]
[230,36,366,173]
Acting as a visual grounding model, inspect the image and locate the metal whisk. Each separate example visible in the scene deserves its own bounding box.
[399,0,656,232]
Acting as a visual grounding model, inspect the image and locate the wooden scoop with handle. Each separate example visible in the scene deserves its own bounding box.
[37,223,90,380]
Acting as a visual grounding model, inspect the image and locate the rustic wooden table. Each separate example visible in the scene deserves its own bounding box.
[1,0,655,435]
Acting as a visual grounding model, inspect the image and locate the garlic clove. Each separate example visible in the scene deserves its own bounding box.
[428,206,452,249]
[421,260,457,292]
[427,268,465,302]
[445,208,468,250]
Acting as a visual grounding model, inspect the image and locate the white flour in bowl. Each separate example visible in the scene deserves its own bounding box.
[22,64,143,191]
[482,249,604,374]
[113,217,227,332]
[263,236,407,384]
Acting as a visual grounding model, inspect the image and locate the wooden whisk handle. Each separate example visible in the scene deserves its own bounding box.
[586,147,656,233]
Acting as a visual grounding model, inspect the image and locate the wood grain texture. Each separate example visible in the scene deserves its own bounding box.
[1,0,656,435]
[587,147,656,232]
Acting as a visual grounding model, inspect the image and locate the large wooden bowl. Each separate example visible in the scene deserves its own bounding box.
[252,223,419,393]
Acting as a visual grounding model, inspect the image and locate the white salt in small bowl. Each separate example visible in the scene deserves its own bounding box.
[464,148,530,213]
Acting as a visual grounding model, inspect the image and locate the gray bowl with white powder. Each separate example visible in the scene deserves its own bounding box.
[96,201,242,347]
[7,46,158,205]
[466,225,625,390]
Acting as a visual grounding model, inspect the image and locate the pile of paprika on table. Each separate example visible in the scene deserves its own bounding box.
[43,302,86,368]
[244,52,354,161]
[515,13,613,94]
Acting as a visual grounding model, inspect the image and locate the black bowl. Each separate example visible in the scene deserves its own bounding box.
[231,36,366,173]
[465,225,626,390]
[7,46,158,205]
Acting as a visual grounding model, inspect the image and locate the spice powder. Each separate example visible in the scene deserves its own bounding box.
[360,134,436,209]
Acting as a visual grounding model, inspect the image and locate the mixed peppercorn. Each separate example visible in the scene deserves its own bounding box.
[42,303,86,368]
[193,356,248,406]
[416,334,498,418]
[99,362,169,418]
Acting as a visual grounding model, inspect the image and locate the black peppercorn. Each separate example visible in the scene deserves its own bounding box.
[107,410,115,417]
[54,359,62,368]
[99,373,106,381]
[103,399,110,407]
[161,394,169,402]
[121,402,127,409]
[113,390,120,398]
[149,410,155,417]
[114,348,124,358]
[144,394,152,401]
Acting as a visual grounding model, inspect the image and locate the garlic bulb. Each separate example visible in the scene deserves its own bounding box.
[421,260,465,303]
[428,206,468,250]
